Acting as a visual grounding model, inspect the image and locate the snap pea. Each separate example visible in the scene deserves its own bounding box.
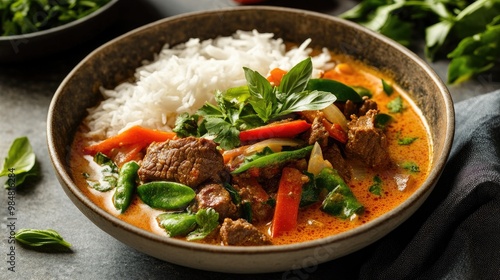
[306,79,363,103]
[113,161,140,213]
[231,145,313,174]
[137,181,196,210]
[157,212,197,237]
[316,168,364,219]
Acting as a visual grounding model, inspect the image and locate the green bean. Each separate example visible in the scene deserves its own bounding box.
[113,161,140,213]
[137,181,196,210]
[157,213,197,237]
[231,145,313,174]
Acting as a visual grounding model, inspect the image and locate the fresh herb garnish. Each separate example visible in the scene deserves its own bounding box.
[1,137,39,189]
[369,175,383,196]
[341,0,500,84]
[387,96,404,113]
[401,161,420,173]
[186,208,220,241]
[15,229,71,250]
[176,58,336,149]
[397,131,418,145]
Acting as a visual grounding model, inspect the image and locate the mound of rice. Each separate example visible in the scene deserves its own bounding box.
[84,30,334,139]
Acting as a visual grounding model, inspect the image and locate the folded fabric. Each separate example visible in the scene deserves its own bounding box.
[342,90,500,279]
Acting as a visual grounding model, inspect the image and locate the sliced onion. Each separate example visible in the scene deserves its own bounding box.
[244,138,304,155]
[322,104,348,131]
[307,142,333,176]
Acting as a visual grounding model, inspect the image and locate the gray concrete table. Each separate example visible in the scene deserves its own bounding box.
[1,0,498,279]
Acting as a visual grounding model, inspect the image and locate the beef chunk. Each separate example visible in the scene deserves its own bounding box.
[323,144,351,182]
[345,110,390,168]
[138,137,224,188]
[341,97,379,119]
[358,96,378,116]
[232,176,274,223]
[220,218,272,246]
[304,117,329,147]
[343,100,358,118]
[193,183,238,220]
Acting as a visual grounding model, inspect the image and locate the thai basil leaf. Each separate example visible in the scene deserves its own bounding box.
[278,57,312,94]
[1,137,38,189]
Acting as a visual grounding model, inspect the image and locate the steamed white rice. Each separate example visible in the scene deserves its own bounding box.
[84,30,334,139]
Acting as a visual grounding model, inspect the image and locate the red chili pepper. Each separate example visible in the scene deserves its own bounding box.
[271,167,304,237]
[321,118,348,143]
[239,120,311,142]
[84,125,176,156]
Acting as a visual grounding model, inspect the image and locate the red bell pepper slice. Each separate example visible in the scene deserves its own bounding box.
[267,67,287,86]
[84,125,177,156]
[271,167,304,237]
[239,120,311,142]
[321,118,348,144]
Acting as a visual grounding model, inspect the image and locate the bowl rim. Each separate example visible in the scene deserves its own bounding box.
[0,0,119,41]
[47,5,455,257]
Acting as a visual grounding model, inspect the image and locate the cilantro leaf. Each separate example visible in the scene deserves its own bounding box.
[173,113,201,137]
[387,96,404,113]
[369,175,383,196]
[186,208,219,241]
[401,161,420,173]
[203,117,241,150]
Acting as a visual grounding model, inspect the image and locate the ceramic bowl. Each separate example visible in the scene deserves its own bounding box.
[0,0,119,63]
[47,7,454,273]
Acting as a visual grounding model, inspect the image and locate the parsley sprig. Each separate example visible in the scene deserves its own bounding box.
[174,58,337,149]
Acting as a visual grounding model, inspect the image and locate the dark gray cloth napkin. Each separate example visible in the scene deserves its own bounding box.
[345,90,500,279]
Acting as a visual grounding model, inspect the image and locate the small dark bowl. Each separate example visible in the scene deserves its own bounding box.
[0,0,119,63]
[47,7,454,273]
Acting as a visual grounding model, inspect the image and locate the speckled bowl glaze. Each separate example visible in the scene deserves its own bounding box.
[47,7,454,273]
[0,0,119,63]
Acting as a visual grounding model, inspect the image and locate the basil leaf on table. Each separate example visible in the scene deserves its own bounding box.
[15,229,71,250]
[1,136,38,189]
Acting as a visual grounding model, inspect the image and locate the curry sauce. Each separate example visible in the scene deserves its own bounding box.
[70,53,431,246]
